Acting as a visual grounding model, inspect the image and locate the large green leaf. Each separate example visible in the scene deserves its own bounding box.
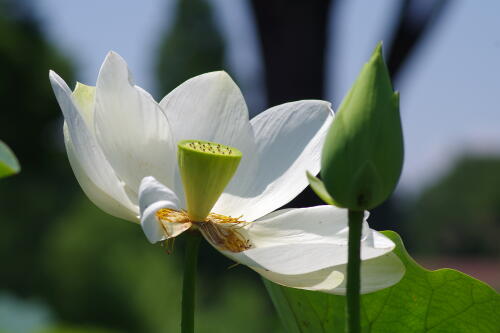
[264,231,500,332]
[0,140,20,178]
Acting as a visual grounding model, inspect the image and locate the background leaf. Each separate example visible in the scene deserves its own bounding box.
[0,140,20,178]
[264,231,500,332]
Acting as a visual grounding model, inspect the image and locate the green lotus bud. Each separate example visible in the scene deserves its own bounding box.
[178,139,242,221]
[321,43,403,210]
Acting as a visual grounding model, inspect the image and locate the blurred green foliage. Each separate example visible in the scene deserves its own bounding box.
[0,0,76,296]
[156,0,225,96]
[38,328,119,333]
[0,0,280,332]
[406,155,500,256]
[41,199,281,333]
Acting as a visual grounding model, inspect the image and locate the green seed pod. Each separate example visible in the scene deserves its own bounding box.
[321,43,403,210]
[177,139,242,221]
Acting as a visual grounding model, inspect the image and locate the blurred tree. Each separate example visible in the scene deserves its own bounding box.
[250,0,451,234]
[250,0,332,106]
[405,155,500,256]
[0,0,76,296]
[386,0,450,77]
[156,0,225,97]
[41,199,282,333]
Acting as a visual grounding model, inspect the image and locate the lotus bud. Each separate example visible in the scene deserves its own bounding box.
[320,43,403,210]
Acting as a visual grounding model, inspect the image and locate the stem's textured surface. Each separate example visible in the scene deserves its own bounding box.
[346,210,363,333]
[181,231,201,333]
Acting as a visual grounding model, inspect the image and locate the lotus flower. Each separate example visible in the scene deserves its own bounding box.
[49,52,404,294]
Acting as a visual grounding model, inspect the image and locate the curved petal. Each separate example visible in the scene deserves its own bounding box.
[255,266,345,292]
[326,252,405,295]
[139,177,190,243]
[159,71,258,206]
[216,100,333,221]
[94,52,176,200]
[139,176,180,214]
[64,126,138,222]
[213,206,395,275]
[71,82,96,132]
[50,70,138,222]
[254,252,405,295]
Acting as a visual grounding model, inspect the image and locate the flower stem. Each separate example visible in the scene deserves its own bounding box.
[181,231,201,333]
[346,210,363,333]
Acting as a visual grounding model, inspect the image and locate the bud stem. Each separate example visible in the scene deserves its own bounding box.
[346,210,363,333]
[181,231,201,333]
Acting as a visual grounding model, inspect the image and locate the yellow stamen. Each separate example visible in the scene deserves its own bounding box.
[156,208,191,223]
[207,212,244,224]
[196,221,251,253]
[155,208,251,253]
[155,208,191,238]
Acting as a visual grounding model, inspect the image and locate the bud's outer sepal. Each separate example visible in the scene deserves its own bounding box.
[306,171,336,206]
[321,43,403,210]
[178,140,242,221]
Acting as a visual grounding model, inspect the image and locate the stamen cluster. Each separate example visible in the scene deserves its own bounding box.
[155,208,251,253]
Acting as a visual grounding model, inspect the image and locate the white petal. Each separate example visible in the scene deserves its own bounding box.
[326,252,405,295]
[139,177,190,243]
[159,71,254,153]
[71,82,96,131]
[139,176,180,215]
[255,266,345,292]
[50,70,138,222]
[64,126,138,221]
[94,52,176,200]
[159,71,258,206]
[217,100,333,221]
[255,252,404,295]
[217,206,395,275]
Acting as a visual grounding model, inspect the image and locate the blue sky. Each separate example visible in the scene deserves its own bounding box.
[32,0,500,194]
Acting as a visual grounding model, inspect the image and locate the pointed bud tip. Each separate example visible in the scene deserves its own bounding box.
[320,42,403,210]
[369,41,387,68]
[103,50,128,68]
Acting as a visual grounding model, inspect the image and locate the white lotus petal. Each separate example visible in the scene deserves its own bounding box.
[159,71,258,206]
[255,266,345,292]
[71,82,96,132]
[326,252,405,295]
[139,176,180,215]
[216,206,394,275]
[217,100,333,221]
[94,52,175,200]
[139,177,190,243]
[255,252,404,295]
[243,205,365,247]
[64,125,138,221]
[50,70,138,222]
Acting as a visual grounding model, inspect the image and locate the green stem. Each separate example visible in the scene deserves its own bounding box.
[346,210,363,333]
[181,231,201,333]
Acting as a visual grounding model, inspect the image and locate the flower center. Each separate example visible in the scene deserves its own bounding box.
[182,140,237,156]
[156,208,251,253]
[177,139,242,222]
